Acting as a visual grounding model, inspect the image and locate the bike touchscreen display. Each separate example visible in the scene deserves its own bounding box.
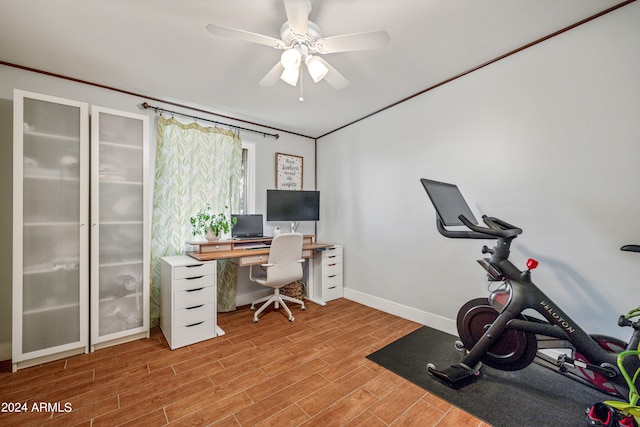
[421,178,478,226]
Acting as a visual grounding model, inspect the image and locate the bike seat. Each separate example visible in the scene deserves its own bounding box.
[621,245,640,253]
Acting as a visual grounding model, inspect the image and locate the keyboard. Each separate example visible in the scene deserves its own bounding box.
[243,244,270,250]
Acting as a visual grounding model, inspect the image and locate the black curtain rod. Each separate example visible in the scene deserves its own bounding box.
[141,102,279,140]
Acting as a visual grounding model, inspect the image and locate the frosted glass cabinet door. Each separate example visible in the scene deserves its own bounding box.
[90,106,149,350]
[12,90,89,371]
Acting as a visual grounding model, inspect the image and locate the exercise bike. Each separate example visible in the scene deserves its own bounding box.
[420,178,640,398]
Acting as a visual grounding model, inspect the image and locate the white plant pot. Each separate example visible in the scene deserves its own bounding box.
[206,230,221,241]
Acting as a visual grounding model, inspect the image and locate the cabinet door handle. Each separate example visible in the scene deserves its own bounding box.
[186,321,204,327]
[186,305,204,310]
[186,276,204,280]
[186,287,204,292]
[186,264,204,268]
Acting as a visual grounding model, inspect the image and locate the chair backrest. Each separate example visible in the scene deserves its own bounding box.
[265,233,304,287]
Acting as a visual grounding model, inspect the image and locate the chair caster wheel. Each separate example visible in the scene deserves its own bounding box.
[289,316,295,322]
[426,363,436,374]
[454,341,465,352]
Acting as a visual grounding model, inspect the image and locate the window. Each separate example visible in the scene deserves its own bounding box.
[238,140,256,214]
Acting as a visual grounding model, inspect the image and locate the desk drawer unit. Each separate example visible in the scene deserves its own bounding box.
[236,253,269,267]
[313,245,343,302]
[174,262,216,279]
[173,319,218,350]
[160,256,219,349]
[175,303,216,327]
[175,286,216,309]
[198,242,233,253]
[236,251,314,267]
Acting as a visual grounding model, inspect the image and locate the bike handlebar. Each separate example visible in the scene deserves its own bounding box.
[463,215,523,238]
[436,214,523,240]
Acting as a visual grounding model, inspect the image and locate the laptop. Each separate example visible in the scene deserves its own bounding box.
[231,214,264,239]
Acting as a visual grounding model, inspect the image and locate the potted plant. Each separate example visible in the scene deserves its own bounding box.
[190,203,237,241]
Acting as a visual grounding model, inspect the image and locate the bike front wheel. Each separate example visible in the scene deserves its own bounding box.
[457,297,538,371]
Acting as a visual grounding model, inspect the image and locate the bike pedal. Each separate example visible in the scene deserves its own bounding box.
[427,363,478,387]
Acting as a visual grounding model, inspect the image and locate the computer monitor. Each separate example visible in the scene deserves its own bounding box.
[231,214,264,239]
[266,190,320,222]
[420,178,478,226]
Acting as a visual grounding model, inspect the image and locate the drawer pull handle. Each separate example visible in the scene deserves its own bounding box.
[328,255,337,259]
[186,264,204,268]
[328,275,337,278]
[186,321,204,327]
[328,286,337,290]
[186,276,204,280]
[328,263,336,267]
[186,287,204,292]
[186,305,204,310]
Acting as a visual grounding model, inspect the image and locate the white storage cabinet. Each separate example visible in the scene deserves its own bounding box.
[90,106,150,350]
[12,90,150,371]
[313,245,344,302]
[12,90,90,371]
[160,256,223,350]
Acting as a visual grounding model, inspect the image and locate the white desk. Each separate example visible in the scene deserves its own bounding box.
[186,236,336,306]
[160,238,343,349]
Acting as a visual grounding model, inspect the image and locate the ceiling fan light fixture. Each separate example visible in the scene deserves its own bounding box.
[280,66,300,86]
[206,0,388,95]
[280,48,302,69]
[305,55,328,83]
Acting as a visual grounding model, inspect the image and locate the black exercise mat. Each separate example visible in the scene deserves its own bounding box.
[367,326,612,427]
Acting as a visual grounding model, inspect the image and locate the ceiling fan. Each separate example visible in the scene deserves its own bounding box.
[206,0,390,98]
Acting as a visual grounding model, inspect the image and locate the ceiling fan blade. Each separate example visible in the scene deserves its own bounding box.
[316,57,349,90]
[320,30,390,53]
[259,62,285,87]
[206,23,283,48]
[284,0,309,34]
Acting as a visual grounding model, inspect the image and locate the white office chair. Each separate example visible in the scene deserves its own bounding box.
[249,233,306,322]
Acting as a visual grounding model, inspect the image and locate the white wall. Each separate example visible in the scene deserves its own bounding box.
[317,4,640,340]
[0,99,13,360]
[0,64,315,358]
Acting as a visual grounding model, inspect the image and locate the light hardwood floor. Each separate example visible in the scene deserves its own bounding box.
[0,298,490,426]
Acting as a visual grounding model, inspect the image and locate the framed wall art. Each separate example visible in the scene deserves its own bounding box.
[276,152,303,190]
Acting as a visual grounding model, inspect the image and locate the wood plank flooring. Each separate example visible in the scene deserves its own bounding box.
[0,298,490,426]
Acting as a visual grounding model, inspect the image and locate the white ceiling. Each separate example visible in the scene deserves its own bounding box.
[0,0,629,138]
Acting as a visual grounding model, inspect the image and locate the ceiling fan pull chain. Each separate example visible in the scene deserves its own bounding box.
[299,67,304,102]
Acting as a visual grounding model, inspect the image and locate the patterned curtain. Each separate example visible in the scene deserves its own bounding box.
[150,116,242,327]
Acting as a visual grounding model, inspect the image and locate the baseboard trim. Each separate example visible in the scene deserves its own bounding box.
[235,289,272,308]
[343,288,457,336]
[343,290,570,361]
